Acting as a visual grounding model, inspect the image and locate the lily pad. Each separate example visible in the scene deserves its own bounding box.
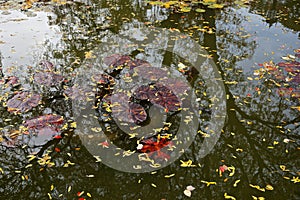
[134,83,182,112]
[39,60,54,71]
[24,114,64,129]
[34,72,64,87]
[103,54,132,67]
[134,66,168,80]
[180,7,192,12]
[128,59,151,70]
[7,91,41,113]
[110,93,147,124]
[208,4,224,9]
[195,8,206,13]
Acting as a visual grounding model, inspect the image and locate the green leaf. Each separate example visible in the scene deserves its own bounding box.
[195,8,206,13]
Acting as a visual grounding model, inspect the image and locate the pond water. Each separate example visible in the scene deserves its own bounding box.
[0,0,299,199]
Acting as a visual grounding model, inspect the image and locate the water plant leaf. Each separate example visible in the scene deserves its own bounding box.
[39,60,54,71]
[134,66,168,80]
[34,72,64,87]
[24,114,64,129]
[110,93,147,124]
[208,4,224,9]
[195,8,206,13]
[134,83,181,112]
[128,59,151,70]
[7,91,41,113]
[103,54,132,67]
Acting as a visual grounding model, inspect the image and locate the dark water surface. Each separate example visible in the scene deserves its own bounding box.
[0,0,299,199]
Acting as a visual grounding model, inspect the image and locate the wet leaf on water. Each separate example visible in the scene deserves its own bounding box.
[92,73,115,85]
[110,93,147,124]
[201,180,217,186]
[134,84,181,112]
[134,66,168,80]
[195,8,206,13]
[34,72,64,87]
[85,51,95,59]
[129,102,147,124]
[183,189,192,197]
[224,193,236,200]
[265,184,274,190]
[186,185,195,191]
[180,7,191,12]
[6,76,20,87]
[159,78,190,95]
[208,4,224,9]
[104,54,132,67]
[24,114,64,129]
[7,91,41,114]
[39,60,54,71]
[128,59,151,70]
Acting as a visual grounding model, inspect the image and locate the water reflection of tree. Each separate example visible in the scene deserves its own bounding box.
[249,0,300,31]
[1,0,300,199]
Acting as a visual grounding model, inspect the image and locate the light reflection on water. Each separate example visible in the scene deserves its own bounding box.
[0,0,299,199]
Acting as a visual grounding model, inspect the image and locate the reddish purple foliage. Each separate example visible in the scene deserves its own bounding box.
[34,72,64,87]
[110,93,147,124]
[128,59,151,70]
[7,92,41,113]
[92,73,115,85]
[6,76,20,87]
[129,102,147,123]
[39,60,54,71]
[103,54,132,67]
[134,66,168,80]
[134,84,181,112]
[24,114,64,129]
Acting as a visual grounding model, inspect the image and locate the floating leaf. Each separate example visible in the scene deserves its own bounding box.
[195,8,206,13]
[180,7,192,12]
[224,193,236,200]
[183,189,192,197]
[134,84,181,112]
[208,4,224,9]
[128,59,151,70]
[110,93,147,124]
[6,76,20,87]
[85,51,95,59]
[129,102,147,124]
[265,184,274,190]
[34,72,64,87]
[159,78,190,96]
[64,85,92,101]
[104,54,132,67]
[7,92,41,113]
[186,185,195,191]
[134,66,168,80]
[24,114,64,129]
[39,60,54,71]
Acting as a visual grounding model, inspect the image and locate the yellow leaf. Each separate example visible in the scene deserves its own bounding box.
[224,193,236,200]
[70,122,77,129]
[85,51,95,59]
[164,174,175,178]
[233,179,240,187]
[180,160,196,167]
[265,184,274,190]
[201,180,217,186]
[291,106,300,111]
